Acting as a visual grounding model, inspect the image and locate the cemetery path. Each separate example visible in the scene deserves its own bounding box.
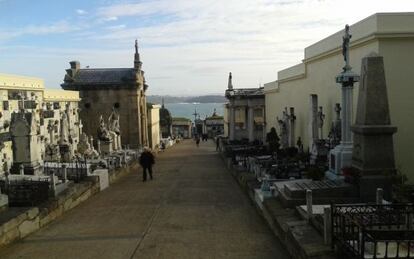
[0,140,289,259]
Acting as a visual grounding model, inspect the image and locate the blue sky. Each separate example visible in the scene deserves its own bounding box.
[1,0,414,95]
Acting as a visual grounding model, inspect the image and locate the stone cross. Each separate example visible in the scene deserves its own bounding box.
[317,106,325,139]
[288,107,296,147]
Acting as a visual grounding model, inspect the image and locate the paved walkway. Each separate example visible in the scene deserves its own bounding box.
[0,140,289,259]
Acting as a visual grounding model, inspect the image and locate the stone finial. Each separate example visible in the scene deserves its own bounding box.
[228,72,233,90]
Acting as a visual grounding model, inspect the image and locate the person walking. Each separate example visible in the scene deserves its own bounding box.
[139,147,155,182]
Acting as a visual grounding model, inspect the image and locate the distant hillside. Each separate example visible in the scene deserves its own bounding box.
[147,95,226,104]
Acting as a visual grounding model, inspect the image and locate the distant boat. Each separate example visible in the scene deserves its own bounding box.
[192,102,200,105]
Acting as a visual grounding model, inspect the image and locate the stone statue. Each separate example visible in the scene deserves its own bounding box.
[342,24,352,72]
[60,111,69,144]
[277,116,288,149]
[296,137,303,153]
[97,115,111,141]
[108,108,121,135]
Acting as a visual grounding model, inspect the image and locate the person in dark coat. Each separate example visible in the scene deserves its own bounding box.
[139,147,155,182]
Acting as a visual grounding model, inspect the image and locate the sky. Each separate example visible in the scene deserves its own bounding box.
[1,0,414,96]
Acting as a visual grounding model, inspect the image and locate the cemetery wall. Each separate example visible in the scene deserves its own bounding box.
[264,12,414,180]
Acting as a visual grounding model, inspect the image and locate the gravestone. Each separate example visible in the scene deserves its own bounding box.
[351,53,397,201]
[10,111,42,175]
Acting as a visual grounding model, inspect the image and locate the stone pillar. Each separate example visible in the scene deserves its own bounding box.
[137,94,142,147]
[341,86,353,145]
[309,95,318,151]
[248,106,254,142]
[229,105,235,141]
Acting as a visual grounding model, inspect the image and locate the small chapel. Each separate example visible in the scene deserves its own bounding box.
[61,40,149,149]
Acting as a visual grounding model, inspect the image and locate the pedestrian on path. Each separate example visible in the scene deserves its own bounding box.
[139,147,155,182]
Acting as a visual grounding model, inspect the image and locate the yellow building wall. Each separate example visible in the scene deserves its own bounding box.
[265,13,414,180]
[379,38,414,178]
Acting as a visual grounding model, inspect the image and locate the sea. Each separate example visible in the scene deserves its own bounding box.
[164,103,225,122]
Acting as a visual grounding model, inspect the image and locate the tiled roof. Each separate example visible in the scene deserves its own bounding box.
[71,68,137,85]
[225,87,265,98]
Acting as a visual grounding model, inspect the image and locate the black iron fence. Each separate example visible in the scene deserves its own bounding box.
[332,203,414,258]
[44,159,88,183]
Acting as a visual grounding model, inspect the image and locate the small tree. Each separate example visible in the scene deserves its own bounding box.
[266,127,280,154]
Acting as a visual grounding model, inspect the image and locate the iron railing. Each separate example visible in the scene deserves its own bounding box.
[44,159,88,183]
[332,203,414,258]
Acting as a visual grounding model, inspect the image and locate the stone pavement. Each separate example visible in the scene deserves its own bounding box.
[0,140,289,259]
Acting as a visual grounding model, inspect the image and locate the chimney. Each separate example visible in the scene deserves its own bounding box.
[70,61,80,70]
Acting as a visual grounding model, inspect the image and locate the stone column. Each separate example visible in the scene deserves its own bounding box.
[229,104,235,141]
[248,106,254,142]
[341,86,353,145]
[136,93,142,147]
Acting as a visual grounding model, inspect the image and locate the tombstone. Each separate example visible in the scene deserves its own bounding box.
[277,115,288,149]
[309,94,319,149]
[9,110,42,175]
[351,53,397,201]
[45,120,60,161]
[317,106,325,139]
[59,111,72,162]
[326,25,360,179]
[288,107,296,147]
[309,95,328,163]
[328,103,341,147]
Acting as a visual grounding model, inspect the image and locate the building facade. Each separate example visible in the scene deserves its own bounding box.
[264,13,414,180]
[172,117,192,139]
[62,41,149,149]
[225,73,266,143]
[203,110,224,138]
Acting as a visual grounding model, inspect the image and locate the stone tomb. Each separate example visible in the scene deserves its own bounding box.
[351,53,397,201]
[275,179,357,207]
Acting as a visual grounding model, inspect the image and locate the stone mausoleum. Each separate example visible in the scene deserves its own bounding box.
[62,40,149,149]
[224,72,266,143]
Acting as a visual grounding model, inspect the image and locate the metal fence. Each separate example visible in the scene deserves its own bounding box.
[332,203,414,258]
[44,159,88,183]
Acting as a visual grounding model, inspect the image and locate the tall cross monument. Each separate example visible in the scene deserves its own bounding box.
[326,24,360,179]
